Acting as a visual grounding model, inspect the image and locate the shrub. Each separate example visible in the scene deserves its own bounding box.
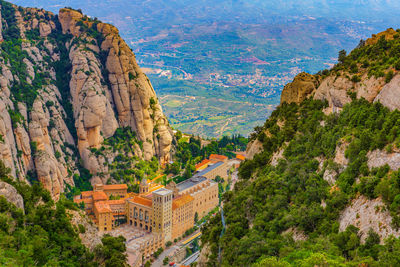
[385,70,394,83]
[163,257,169,265]
[78,224,86,233]
[351,75,361,83]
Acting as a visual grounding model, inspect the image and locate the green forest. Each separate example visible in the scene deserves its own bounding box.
[201,97,400,266]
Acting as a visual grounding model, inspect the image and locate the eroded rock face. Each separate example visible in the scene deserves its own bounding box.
[68,209,102,250]
[334,142,349,167]
[339,196,400,243]
[282,71,395,113]
[0,181,24,211]
[374,75,400,111]
[0,5,172,199]
[279,33,398,114]
[245,139,263,160]
[368,149,400,170]
[280,72,320,104]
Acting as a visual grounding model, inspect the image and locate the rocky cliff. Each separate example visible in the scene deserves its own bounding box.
[280,28,400,113]
[0,2,172,199]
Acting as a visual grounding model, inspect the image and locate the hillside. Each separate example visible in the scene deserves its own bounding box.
[0,1,172,200]
[200,29,400,266]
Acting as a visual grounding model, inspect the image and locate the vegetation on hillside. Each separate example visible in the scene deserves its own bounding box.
[318,28,400,82]
[202,98,400,266]
[165,133,247,182]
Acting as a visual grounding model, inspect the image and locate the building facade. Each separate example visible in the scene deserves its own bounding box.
[94,201,114,232]
[152,188,173,242]
[126,195,153,231]
[94,184,128,198]
[172,194,194,240]
[168,176,219,218]
[194,154,230,180]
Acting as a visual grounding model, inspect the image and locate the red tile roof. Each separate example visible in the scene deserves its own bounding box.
[103,184,128,190]
[209,154,228,161]
[94,201,112,213]
[93,191,108,201]
[131,196,152,207]
[106,199,125,205]
[236,154,245,161]
[81,191,93,198]
[195,159,210,169]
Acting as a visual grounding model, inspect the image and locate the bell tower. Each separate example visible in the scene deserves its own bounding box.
[139,179,149,194]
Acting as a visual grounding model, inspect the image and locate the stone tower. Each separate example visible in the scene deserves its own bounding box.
[140,179,149,194]
[166,181,179,197]
[152,188,173,242]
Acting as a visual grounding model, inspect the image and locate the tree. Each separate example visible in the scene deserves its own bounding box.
[95,235,127,267]
[163,257,169,265]
[194,212,199,224]
[183,161,195,179]
[338,49,347,64]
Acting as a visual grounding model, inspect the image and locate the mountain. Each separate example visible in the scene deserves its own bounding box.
[200,29,400,266]
[0,2,172,200]
[12,0,400,138]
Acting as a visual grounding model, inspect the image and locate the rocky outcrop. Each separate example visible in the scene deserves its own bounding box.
[334,142,349,167]
[374,75,400,111]
[365,28,397,46]
[368,149,400,170]
[245,139,263,160]
[0,181,24,211]
[280,72,320,104]
[270,147,284,167]
[323,168,337,185]
[0,5,172,199]
[68,209,102,250]
[282,227,308,241]
[197,244,211,267]
[279,29,400,112]
[283,71,387,110]
[339,196,400,243]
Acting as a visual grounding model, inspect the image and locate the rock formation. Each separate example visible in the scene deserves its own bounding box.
[339,196,400,242]
[280,72,320,104]
[0,181,24,211]
[279,29,400,112]
[0,4,172,199]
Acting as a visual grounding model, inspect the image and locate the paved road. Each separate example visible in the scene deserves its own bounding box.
[181,251,200,266]
[151,231,201,266]
[151,244,180,267]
